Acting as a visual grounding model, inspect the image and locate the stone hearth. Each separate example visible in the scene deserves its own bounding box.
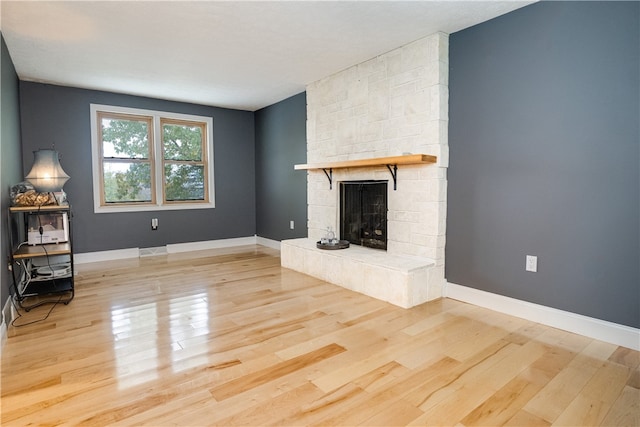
[282,32,448,308]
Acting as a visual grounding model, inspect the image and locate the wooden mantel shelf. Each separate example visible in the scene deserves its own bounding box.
[294,154,437,190]
[294,154,436,171]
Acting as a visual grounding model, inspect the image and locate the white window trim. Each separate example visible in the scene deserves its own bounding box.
[90,104,215,213]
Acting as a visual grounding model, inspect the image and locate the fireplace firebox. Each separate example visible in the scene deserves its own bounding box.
[340,181,388,250]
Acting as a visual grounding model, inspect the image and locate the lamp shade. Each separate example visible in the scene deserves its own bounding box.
[25,149,70,192]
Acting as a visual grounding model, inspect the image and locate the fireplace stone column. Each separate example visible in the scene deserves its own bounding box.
[282,32,449,307]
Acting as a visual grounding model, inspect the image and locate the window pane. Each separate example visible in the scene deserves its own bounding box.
[103,162,152,203]
[164,164,204,201]
[163,123,203,161]
[102,118,150,159]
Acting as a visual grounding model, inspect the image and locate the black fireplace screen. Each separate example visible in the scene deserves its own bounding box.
[340,181,388,250]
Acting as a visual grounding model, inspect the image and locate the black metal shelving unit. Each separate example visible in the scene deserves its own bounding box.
[8,204,74,311]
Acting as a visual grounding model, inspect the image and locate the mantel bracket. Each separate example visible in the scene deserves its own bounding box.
[322,168,333,189]
[386,164,398,190]
[318,165,396,190]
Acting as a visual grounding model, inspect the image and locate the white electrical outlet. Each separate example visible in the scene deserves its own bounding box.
[526,255,537,272]
[151,218,158,230]
[290,220,295,230]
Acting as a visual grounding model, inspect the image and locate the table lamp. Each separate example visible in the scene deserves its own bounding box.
[25,149,70,193]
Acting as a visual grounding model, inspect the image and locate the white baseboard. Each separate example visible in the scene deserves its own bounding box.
[75,248,140,264]
[444,282,640,351]
[166,236,257,253]
[256,237,281,250]
[0,319,5,356]
[1,297,13,355]
[75,236,263,263]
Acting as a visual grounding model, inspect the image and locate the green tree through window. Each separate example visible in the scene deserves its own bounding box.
[162,120,206,202]
[99,113,154,203]
[92,106,213,211]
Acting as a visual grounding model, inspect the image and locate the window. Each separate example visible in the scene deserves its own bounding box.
[98,112,155,204]
[90,105,214,212]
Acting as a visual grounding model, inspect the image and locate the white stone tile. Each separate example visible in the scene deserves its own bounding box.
[344,260,365,293]
[358,121,383,143]
[390,81,419,99]
[382,123,401,139]
[418,119,441,144]
[407,268,431,307]
[353,140,388,154]
[429,85,442,121]
[428,265,445,288]
[423,61,441,88]
[336,108,354,122]
[364,265,407,307]
[404,90,430,115]
[347,79,369,107]
[429,84,449,121]
[437,144,449,168]
[323,253,345,287]
[281,240,308,273]
[308,188,337,207]
[303,249,325,280]
[389,95,407,119]
[367,92,390,121]
[405,112,431,128]
[373,169,392,181]
[369,77,390,94]
[390,68,426,89]
[436,32,449,64]
[367,69,387,86]
[386,240,419,258]
[437,178,448,202]
[391,138,418,155]
[385,51,404,77]
[351,104,369,118]
[424,178,444,202]
[308,205,337,228]
[358,56,386,77]
[337,119,358,143]
[397,179,428,194]
[392,210,420,223]
[387,220,412,243]
[401,37,430,70]
[383,115,407,136]
[438,60,449,86]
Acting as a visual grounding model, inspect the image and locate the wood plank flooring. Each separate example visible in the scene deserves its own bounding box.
[2,245,638,426]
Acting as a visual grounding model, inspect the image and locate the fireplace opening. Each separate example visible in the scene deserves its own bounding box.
[340,181,388,250]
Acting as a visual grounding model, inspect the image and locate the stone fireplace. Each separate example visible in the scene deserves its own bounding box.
[281,32,448,308]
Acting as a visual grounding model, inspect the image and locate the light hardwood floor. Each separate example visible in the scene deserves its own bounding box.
[2,245,638,426]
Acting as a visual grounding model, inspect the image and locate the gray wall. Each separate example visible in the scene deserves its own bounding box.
[19,82,256,253]
[447,1,639,328]
[255,92,307,241]
[1,35,24,310]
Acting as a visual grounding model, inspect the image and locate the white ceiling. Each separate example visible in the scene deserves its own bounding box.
[1,1,533,111]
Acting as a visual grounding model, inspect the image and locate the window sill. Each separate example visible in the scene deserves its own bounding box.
[94,201,215,213]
